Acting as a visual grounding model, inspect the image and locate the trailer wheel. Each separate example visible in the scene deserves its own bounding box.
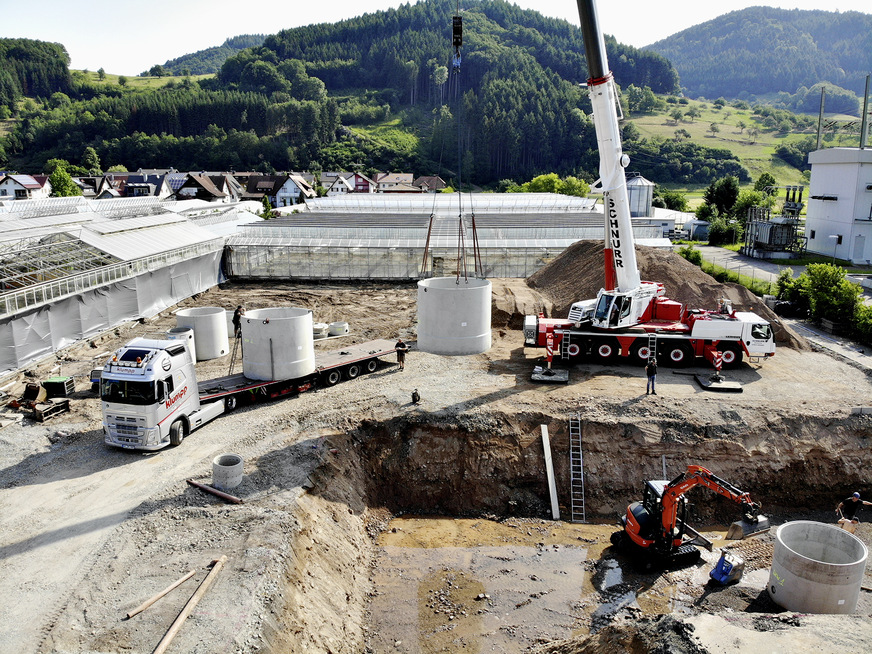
[663,343,693,367]
[593,339,618,362]
[719,344,743,369]
[365,359,378,373]
[324,369,341,386]
[169,420,186,446]
[629,340,653,365]
[346,364,361,379]
[224,395,237,412]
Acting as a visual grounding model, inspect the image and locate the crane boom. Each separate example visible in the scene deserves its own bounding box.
[576,0,639,293]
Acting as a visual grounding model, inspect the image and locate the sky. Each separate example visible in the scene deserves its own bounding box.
[3,0,871,77]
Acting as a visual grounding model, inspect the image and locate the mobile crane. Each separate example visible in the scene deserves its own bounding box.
[610,465,768,568]
[523,0,776,370]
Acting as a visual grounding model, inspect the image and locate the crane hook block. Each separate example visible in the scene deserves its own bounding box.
[453,16,463,48]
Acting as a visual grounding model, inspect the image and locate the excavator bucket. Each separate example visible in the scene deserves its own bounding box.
[726,514,770,540]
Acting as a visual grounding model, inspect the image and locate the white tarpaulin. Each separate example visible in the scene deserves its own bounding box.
[0,251,221,374]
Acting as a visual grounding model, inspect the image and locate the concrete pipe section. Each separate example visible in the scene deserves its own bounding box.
[176,307,229,360]
[242,307,316,381]
[165,327,196,364]
[417,277,492,355]
[768,520,868,613]
[212,453,244,490]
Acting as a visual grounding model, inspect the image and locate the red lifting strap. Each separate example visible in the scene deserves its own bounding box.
[587,73,613,87]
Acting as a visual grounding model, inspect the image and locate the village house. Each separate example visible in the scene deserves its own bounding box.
[413,175,448,193]
[0,174,52,200]
[374,172,414,192]
[173,173,243,203]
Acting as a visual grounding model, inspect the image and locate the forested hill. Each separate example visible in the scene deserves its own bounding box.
[0,39,71,109]
[647,7,872,101]
[159,35,266,76]
[229,0,678,95]
[2,0,691,185]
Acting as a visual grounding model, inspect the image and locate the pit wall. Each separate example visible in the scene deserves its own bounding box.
[268,434,374,654]
[354,411,872,520]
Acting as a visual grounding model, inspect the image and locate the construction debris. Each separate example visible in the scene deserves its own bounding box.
[125,569,196,620]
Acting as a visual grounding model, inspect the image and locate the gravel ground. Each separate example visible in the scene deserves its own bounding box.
[2,279,872,653]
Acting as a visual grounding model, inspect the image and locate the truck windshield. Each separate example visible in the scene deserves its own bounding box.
[751,324,772,341]
[594,294,614,322]
[101,378,156,405]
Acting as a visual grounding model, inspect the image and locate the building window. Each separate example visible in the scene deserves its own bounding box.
[837,235,843,245]
[810,230,815,239]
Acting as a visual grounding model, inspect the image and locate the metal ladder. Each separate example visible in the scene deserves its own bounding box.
[560,332,572,360]
[647,333,657,361]
[228,334,241,374]
[569,413,586,523]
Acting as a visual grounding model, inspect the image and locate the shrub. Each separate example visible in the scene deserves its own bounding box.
[678,244,702,266]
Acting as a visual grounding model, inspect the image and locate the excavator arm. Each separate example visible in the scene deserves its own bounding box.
[660,465,762,542]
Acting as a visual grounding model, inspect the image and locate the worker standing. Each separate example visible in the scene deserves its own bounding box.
[395,338,409,371]
[837,492,872,532]
[645,358,657,395]
[232,305,244,338]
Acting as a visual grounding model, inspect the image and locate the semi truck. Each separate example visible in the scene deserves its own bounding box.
[524,0,776,370]
[101,336,398,451]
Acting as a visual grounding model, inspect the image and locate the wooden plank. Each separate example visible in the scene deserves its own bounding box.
[541,425,560,521]
[125,569,196,619]
[152,556,227,654]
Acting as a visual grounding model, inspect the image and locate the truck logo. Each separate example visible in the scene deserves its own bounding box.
[608,201,624,269]
[162,359,172,371]
[165,386,188,409]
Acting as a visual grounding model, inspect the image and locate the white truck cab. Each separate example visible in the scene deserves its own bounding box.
[101,337,216,450]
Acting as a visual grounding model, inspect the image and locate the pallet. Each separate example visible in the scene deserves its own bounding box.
[33,399,70,422]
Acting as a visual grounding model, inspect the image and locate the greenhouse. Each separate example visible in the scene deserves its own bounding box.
[227,194,666,280]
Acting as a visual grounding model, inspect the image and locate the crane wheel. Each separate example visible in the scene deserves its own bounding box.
[593,339,619,362]
[629,341,652,365]
[663,343,693,367]
[719,344,743,369]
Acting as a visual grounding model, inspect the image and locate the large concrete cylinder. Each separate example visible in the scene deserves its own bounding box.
[166,327,196,364]
[417,277,492,355]
[176,307,229,360]
[768,520,868,613]
[241,308,315,381]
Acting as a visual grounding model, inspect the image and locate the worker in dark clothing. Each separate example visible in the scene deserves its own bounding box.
[396,338,409,371]
[837,492,872,531]
[645,358,657,395]
[232,305,244,338]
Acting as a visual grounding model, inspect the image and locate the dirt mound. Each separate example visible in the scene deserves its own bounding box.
[532,615,706,654]
[527,241,807,349]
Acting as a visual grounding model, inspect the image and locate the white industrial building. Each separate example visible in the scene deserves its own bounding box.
[804,147,872,264]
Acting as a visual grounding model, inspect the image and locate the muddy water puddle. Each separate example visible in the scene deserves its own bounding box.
[365,517,727,653]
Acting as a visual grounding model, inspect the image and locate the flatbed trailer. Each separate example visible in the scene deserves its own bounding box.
[198,338,399,405]
[102,337,400,450]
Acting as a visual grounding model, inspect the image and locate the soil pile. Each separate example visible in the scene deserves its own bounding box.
[527,241,807,349]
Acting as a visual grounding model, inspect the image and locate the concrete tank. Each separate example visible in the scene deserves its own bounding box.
[241,307,315,381]
[166,327,196,364]
[176,307,229,360]
[768,520,868,613]
[417,277,492,355]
